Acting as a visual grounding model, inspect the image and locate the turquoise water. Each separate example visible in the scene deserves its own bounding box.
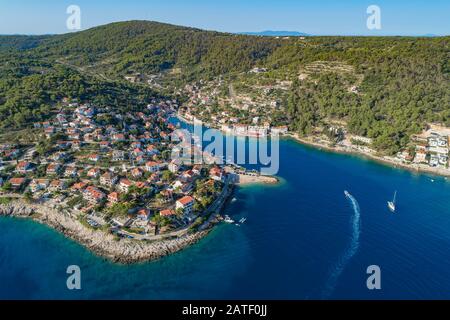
[2,136,450,299]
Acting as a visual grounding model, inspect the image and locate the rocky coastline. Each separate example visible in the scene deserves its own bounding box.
[0,200,210,264]
[287,133,450,179]
[178,113,450,179]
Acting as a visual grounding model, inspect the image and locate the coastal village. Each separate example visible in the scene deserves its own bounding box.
[404,126,450,169]
[0,69,448,262]
[307,124,450,175]
[177,74,450,176]
[178,74,289,137]
[0,97,236,241]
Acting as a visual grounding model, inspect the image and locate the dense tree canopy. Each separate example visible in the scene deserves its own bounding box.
[0,53,158,128]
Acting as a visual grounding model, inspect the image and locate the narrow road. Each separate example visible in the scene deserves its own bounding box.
[121,176,233,240]
[229,83,237,103]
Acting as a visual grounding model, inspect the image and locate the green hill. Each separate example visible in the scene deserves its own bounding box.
[0,20,448,153]
[35,21,282,78]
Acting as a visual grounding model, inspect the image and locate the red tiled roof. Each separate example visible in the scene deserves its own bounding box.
[135,181,147,189]
[177,196,194,206]
[9,177,25,185]
[160,209,176,217]
[85,186,105,199]
[120,178,132,186]
[17,161,30,168]
[72,182,87,190]
[108,192,119,201]
[50,180,61,186]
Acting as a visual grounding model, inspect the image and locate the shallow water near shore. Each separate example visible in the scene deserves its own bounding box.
[2,134,450,299]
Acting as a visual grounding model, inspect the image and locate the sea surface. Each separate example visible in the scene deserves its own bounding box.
[1,122,450,299]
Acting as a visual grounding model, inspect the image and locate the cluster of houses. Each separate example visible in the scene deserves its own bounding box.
[182,81,222,107]
[0,97,229,237]
[397,132,450,168]
[124,73,144,84]
[181,75,289,133]
[221,123,288,137]
[181,111,288,138]
[0,144,21,162]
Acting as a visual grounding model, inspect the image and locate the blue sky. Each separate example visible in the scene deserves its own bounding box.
[0,0,448,35]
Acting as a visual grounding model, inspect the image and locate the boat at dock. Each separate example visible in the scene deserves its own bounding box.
[223,215,235,223]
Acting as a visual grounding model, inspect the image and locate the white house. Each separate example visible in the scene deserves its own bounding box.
[176,195,195,216]
[145,161,161,173]
[168,159,181,173]
[118,178,133,193]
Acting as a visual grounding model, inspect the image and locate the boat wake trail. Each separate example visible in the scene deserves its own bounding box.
[321,191,361,299]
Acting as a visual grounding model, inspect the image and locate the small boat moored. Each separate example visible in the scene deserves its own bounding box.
[223,215,235,223]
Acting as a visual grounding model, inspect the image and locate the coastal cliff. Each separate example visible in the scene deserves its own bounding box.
[0,201,210,264]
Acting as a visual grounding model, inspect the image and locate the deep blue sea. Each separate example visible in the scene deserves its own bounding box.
[1,122,450,299]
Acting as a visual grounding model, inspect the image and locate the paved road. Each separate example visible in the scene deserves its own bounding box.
[121,176,233,240]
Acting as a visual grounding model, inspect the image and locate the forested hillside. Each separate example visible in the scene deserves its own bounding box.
[0,35,50,51]
[36,21,282,78]
[280,37,450,152]
[0,51,158,128]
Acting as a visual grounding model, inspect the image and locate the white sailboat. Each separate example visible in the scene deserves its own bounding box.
[388,191,397,213]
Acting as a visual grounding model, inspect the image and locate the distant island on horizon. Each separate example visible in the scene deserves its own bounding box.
[238,30,310,37]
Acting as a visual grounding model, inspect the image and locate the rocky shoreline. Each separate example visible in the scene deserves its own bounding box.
[287,133,450,179]
[179,112,450,179]
[0,200,210,264]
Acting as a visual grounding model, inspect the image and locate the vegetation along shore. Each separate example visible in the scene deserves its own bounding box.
[0,20,448,262]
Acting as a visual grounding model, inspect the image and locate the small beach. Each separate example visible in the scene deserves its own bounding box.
[236,173,279,185]
[178,113,450,180]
